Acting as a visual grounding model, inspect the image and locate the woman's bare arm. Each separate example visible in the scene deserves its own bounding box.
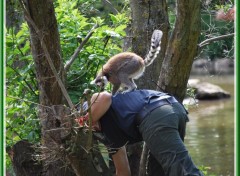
[89,91,112,123]
[112,146,131,176]
[88,92,131,175]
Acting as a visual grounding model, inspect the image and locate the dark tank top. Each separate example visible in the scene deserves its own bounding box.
[100,89,167,148]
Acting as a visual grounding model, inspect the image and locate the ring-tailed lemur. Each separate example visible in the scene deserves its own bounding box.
[91,30,163,94]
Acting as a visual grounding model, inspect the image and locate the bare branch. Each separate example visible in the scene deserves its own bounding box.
[199,33,235,49]
[19,0,74,109]
[64,24,99,72]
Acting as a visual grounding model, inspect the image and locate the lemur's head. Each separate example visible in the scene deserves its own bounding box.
[91,74,108,90]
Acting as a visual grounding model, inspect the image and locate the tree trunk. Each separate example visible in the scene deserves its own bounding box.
[22,1,68,175]
[7,140,43,176]
[129,0,170,90]
[128,1,169,175]
[25,0,64,106]
[158,0,201,102]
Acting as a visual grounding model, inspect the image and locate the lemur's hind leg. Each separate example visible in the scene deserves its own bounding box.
[118,74,137,93]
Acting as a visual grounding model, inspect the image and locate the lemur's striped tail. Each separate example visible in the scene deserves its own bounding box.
[144,30,163,67]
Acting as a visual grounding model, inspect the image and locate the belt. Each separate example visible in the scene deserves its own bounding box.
[135,96,178,125]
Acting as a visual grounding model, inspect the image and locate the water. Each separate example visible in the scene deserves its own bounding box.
[185,75,234,176]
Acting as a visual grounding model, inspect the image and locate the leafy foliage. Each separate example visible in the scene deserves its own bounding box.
[167,1,234,60]
[199,165,216,176]
[6,0,129,150]
[55,0,129,103]
[72,0,130,19]
[6,23,40,147]
[5,21,40,173]
[199,2,234,60]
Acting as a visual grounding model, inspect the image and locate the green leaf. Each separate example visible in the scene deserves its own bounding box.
[110,14,118,23]
[104,30,121,38]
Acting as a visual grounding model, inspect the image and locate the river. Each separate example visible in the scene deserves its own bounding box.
[185,75,234,176]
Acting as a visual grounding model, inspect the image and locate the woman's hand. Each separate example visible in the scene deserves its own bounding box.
[75,114,88,127]
[75,114,101,131]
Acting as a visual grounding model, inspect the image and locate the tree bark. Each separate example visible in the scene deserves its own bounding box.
[129,0,170,90]
[24,0,64,106]
[7,140,43,176]
[21,1,68,175]
[158,0,201,102]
